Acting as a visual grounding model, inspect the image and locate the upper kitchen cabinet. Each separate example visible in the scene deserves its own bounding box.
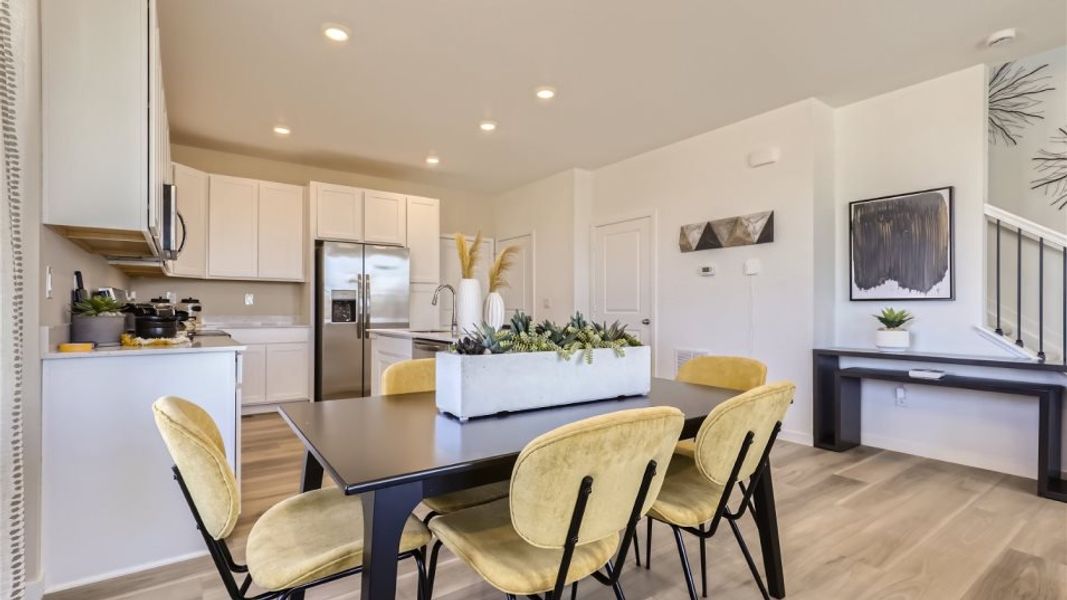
[42,0,171,259]
[364,191,407,245]
[168,164,209,278]
[208,176,306,282]
[312,182,363,242]
[208,176,259,278]
[407,196,440,284]
[257,182,306,281]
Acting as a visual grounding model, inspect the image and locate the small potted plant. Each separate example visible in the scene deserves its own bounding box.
[70,295,128,347]
[454,231,485,334]
[874,307,913,351]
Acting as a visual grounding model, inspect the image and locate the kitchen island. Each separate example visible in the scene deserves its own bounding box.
[367,328,458,396]
[41,337,244,592]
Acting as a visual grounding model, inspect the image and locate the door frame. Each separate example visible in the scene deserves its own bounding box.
[497,231,537,320]
[589,210,658,373]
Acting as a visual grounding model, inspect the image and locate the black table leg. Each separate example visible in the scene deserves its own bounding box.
[301,451,324,492]
[361,481,424,600]
[1038,388,1067,502]
[751,467,785,598]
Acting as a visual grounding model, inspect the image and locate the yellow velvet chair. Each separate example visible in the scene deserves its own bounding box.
[426,406,685,600]
[645,382,795,600]
[674,355,768,459]
[381,359,511,516]
[152,396,431,599]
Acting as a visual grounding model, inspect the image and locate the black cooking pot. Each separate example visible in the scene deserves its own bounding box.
[134,315,180,338]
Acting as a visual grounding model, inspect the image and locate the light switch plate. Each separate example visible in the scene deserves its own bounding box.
[244,293,255,306]
[743,258,762,275]
[45,265,53,299]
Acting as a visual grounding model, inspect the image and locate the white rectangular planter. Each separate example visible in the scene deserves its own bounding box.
[435,346,652,420]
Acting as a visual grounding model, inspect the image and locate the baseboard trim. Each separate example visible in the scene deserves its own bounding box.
[24,577,44,600]
[43,550,209,596]
[778,428,813,447]
[858,431,1032,480]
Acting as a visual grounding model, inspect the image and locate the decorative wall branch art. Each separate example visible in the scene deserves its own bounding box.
[1033,127,1067,209]
[678,210,774,252]
[850,187,954,301]
[988,61,1054,146]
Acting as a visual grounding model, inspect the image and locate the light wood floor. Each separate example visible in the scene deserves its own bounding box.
[48,414,1067,600]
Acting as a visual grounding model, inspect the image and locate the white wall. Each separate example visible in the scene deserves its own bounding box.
[833,65,1065,478]
[591,100,832,443]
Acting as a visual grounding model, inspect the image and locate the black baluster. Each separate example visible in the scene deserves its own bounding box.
[1017,228,1024,347]
[996,220,1003,335]
[1062,246,1065,366]
[1038,238,1046,362]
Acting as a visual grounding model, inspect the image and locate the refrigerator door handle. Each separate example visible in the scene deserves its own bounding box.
[364,274,371,335]
[355,274,364,338]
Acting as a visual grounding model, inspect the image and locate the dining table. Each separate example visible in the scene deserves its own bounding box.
[280,377,787,600]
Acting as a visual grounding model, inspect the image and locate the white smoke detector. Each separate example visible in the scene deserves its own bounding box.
[986,28,1017,47]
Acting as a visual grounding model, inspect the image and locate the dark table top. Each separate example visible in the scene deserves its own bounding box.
[280,377,737,494]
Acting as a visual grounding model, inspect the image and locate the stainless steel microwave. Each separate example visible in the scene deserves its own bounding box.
[160,183,185,260]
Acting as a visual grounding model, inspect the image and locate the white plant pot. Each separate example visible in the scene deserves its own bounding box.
[875,329,910,351]
[456,278,483,334]
[436,346,652,420]
[483,292,506,329]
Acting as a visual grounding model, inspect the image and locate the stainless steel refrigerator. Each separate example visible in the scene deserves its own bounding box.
[315,241,410,400]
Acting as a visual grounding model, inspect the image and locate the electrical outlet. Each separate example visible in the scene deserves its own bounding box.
[244,293,255,306]
[542,297,551,309]
[894,386,907,407]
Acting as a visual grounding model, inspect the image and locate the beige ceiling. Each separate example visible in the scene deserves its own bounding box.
[159,0,1066,193]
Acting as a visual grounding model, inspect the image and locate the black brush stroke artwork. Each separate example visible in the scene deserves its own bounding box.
[1033,127,1067,209]
[851,191,951,297]
[988,61,1054,146]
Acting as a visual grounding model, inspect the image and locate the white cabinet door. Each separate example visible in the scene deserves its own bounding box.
[169,163,208,278]
[241,344,267,405]
[407,196,440,283]
[208,175,259,278]
[364,190,407,245]
[258,182,305,281]
[312,182,363,241]
[369,335,412,396]
[266,343,309,402]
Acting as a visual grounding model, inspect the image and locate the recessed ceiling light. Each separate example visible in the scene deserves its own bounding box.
[986,28,1017,47]
[535,86,557,100]
[322,23,351,43]
[479,120,498,132]
[273,125,291,136]
[425,155,440,166]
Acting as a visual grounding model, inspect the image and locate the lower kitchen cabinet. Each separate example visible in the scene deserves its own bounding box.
[369,333,413,396]
[224,327,310,408]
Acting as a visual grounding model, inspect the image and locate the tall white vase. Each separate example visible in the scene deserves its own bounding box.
[456,278,483,335]
[484,291,506,329]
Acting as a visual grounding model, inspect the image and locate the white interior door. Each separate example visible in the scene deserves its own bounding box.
[439,234,494,328]
[497,234,534,319]
[592,215,653,348]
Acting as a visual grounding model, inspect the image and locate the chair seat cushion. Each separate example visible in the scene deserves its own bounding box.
[647,454,725,528]
[246,488,431,591]
[428,498,618,596]
[423,480,510,514]
[674,438,696,458]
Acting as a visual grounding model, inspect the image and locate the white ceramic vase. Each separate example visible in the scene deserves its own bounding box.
[483,292,506,329]
[875,329,910,351]
[456,278,483,335]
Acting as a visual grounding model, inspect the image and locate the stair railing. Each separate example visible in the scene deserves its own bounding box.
[985,204,1067,363]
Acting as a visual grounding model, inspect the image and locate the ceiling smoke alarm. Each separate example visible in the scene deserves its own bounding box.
[986,28,1017,47]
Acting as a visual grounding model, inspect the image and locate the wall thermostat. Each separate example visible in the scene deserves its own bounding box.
[699,265,716,277]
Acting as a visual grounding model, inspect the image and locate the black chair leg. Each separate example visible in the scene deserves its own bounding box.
[571,581,578,599]
[289,590,304,600]
[506,595,518,600]
[604,561,626,600]
[698,523,708,598]
[645,516,653,570]
[426,540,443,599]
[728,518,770,600]
[633,531,642,567]
[414,550,429,600]
[672,526,699,600]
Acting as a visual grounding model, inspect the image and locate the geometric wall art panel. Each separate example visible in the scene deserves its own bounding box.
[678,210,774,253]
[849,187,954,301]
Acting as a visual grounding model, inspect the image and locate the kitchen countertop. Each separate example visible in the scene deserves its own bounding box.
[43,335,246,360]
[367,328,459,343]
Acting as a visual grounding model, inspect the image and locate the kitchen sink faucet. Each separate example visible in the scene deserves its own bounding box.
[432,284,458,336]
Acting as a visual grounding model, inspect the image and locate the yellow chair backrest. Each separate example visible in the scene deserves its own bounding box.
[692,382,795,486]
[676,355,767,392]
[152,396,240,540]
[381,358,436,395]
[509,406,684,549]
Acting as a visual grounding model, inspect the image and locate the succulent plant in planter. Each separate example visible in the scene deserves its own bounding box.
[70,296,128,347]
[874,307,914,351]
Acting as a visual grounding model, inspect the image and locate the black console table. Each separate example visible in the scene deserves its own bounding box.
[813,348,1066,502]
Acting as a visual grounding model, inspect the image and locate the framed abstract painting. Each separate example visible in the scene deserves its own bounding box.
[849,187,954,301]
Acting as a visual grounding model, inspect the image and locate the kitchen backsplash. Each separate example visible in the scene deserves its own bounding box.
[129,277,307,320]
